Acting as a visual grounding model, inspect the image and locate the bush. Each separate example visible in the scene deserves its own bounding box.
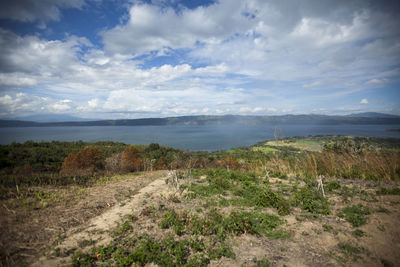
[292,186,330,214]
[60,146,104,176]
[120,146,142,172]
[253,187,291,215]
[105,152,123,173]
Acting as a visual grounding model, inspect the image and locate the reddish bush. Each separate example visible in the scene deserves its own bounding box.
[225,155,239,170]
[120,146,142,172]
[155,157,168,170]
[61,146,104,176]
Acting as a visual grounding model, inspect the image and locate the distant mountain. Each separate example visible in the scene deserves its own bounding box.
[347,112,399,118]
[1,113,400,127]
[10,114,90,122]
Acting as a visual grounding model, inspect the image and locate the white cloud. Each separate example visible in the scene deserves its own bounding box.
[302,81,323,88]
[360,98,368,104]
[0,93,77,116]
[101,1,254,55]
[1,0,400,118]
[88,98,99,108]
[0,73,37,86]
[365,78,389,86]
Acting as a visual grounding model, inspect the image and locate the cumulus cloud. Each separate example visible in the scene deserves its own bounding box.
[101,1,254,55]
[88,98,99,108]
[0,93,77,117]
[0,0,399,118]
[0,73,37,87]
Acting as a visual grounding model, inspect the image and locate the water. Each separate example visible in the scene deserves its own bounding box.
[0,124,399,151]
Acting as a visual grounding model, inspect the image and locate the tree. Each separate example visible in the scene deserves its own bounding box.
[120,146,142,172]
[155,157,168,170]
[225,155,239,171]
[60,146,104,176]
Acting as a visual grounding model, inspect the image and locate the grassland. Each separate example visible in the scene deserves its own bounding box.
[0,136,400,266]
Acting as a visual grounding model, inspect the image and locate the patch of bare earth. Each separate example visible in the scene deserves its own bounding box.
[0,171,167,266]
[3,171,400,267]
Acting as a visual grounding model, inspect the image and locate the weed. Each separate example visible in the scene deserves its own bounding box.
[376,206,390,213]
[338,204,371,227]
[376,187,400,195]
[253,187,291,215]
[53,247,61,257]
[267,229,291,239]
[140,205,157,217]
[78,239,95,248]
[226,211,285,236]
[113,220,133,236]
[323,224,334,232]
[352,229,365,238]
[325,181,341,193]
[338,185,359,202]
[207,239,235,260]
[338,242,362,261]
[381,258,394,267]
[168,194,181,203]
[378,225,385,232]
[292,186,331,214]
[71,251,96,267]
[252,257,270,267]
[77,233,231,266]
[159,209,186,236]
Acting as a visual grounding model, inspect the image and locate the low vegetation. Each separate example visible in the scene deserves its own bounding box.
[0,135,400,266]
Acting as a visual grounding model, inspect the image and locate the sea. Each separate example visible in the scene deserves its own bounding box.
[0,124,399,151]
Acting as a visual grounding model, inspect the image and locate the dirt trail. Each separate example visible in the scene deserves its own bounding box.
[31,173,174,267]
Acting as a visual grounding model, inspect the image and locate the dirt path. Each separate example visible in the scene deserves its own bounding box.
[31,173,175,267]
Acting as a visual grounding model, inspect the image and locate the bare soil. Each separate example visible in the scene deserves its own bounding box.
[0,171,166,266]
[2,171,400,267]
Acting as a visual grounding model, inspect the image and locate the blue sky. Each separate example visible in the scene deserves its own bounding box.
[0,0,399,120]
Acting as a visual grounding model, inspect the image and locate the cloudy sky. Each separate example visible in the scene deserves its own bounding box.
[0,0,399,120]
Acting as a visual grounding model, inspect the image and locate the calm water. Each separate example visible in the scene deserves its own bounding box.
[0,124,399,151]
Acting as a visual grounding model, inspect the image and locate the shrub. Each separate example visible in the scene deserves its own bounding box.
[155,157,168,170]
[60,146,104,176]
[253,187,291,215]
[292,186,330,214]
[105,152,123,173]
[120,146,142,172]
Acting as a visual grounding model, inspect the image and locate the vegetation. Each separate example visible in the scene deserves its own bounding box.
[1,135,400,266]
[338,204,372,227]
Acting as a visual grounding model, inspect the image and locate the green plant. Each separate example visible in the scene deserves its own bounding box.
[159,209,186,236]
[325,181,341,192]
[352,229,365,238]
[338,204,371,227]
[323,224,333,232]
[338,242,362,260]
[376,187,400,195]
[252,257,270,267]
[292,186,330,214]
[253,186,291,215]
[381,258,394,267]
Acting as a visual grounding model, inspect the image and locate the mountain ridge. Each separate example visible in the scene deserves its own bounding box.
[1,113,399,127]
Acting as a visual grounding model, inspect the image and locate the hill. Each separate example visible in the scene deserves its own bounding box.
[1,113,400,127]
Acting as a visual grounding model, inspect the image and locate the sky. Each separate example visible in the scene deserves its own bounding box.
[0,0,399,120]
